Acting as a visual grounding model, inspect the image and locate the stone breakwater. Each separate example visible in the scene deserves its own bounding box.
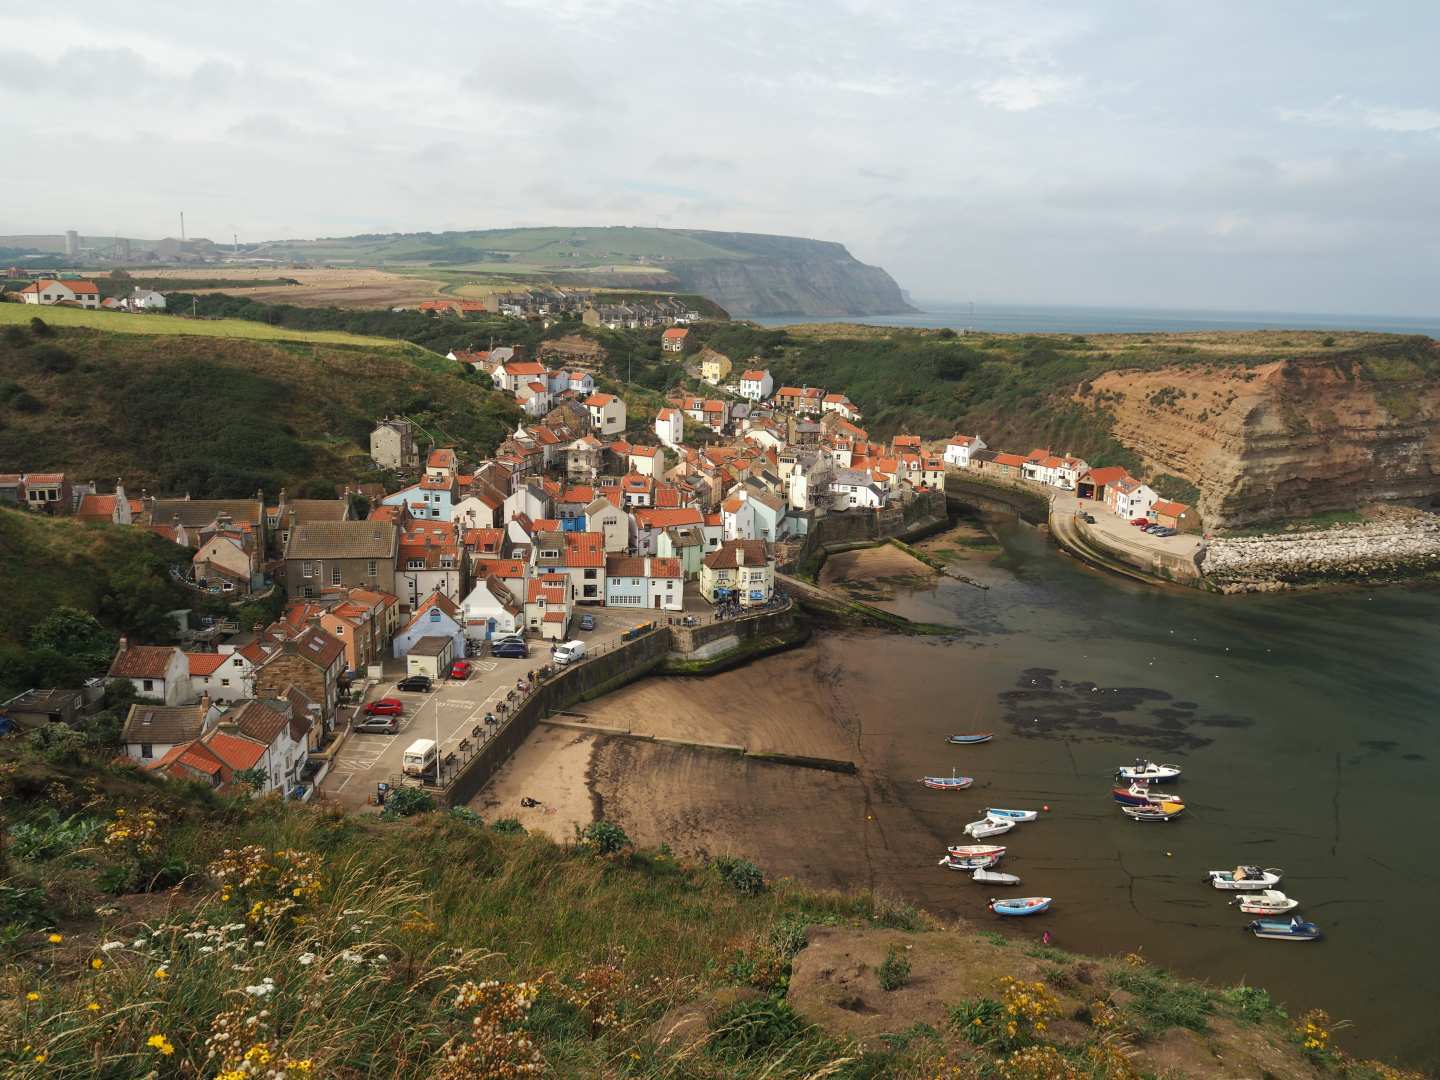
[1202,513,1440,592]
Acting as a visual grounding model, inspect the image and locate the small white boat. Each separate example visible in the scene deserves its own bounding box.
[985,808,1038,822]
[1116,759,1183,782]
[989,896,1052,917]
[1234,890,1299,915]
[939,853,1001,871]
[964,817,1015,839]
[972,868,1021,886]
[1206,866,1284,891]
[920,772,974,790]
[947,732,993,744]
[947,844,1007,860]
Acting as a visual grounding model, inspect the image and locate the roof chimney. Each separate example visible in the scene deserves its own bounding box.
[118,635,129,653]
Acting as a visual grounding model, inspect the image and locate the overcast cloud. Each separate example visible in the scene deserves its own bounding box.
[2,1,1437,314]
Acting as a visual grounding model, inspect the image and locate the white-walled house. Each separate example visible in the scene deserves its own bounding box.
[19,278,101,309]
[738,369,774,401]
[943,434,987,468]
[628,445,664,477]
[655,407,684,449]
[461,577,523,640]
[121,698,223,765]
[392,592,467,660]
[1105,477,1159,520]
[584,495,633,553]
[187,651,255,703]
[830,469,888,509]
[108,641,190,705]
[584,393,627,436]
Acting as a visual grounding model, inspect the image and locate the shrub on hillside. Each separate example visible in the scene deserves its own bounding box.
[878,947,911,991]
[29,316,52,337]
[714,855,766,895]
[491,817,525,835]
[578,820,630,854]
[382,787,436,818]
[30,345,75,373]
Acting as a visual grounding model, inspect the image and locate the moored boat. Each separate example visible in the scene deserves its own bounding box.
[1112,783,1184,806]
[964,817,1015,839]
[1247,916,1322,941]
[972,868,1021,885]
[1206,866,1283,891]
[947,733,994,745]
[947,844,1007,860]
[920,772,974,790]
[1122,800,1185,822]
[939,853,1001,871]
[1234,890,1299,915]
[989,896,1052,917]
[985,808,1038,822]
[1115,758,1183,782]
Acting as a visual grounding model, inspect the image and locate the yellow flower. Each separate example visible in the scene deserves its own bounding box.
[153,968,169,981]
[86,1002,101,1012]
[147,1033,175,1056]
[47,933,63,944]
[91,957,104,970]
[25,991,40,1002]
[33,1053,46,1063]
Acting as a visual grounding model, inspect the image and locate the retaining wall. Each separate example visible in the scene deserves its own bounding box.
[784,490,948,575]
[944,470,1052,522]
[1070,516,1204,584]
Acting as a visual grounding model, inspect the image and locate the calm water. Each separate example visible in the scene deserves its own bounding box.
[854,507,1440,1068]
[756,302,1440,337]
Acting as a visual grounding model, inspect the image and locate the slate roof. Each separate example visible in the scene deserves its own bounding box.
[122,702,210,744]
[284,521,398,559]
[149,499,263,528]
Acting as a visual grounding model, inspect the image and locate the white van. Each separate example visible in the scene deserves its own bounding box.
[551,640,587,665]
[401,738,438,777]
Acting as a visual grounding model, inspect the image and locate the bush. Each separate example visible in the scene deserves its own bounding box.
[878,947,911,991]
[29,316,52,337]
[0,881,50,930]
[2,326,27,347]
[714,855,765,895]
[31,345,75,374]
[447,806,484,826]
[710,997,805,1060]
[491,817,525,835]
[8,810,103,861]
[578,819,630,854]
[1110,966,1214,1032]
[381,786,435,818]
[1223,984,1283,1023]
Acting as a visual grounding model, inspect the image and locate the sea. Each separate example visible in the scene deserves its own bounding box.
[754,302,1440,338]
[826,502,1440,1069]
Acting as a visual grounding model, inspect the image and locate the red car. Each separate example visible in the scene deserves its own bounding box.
[1129,517,1150,527]
[449,660,472,679]
[363,698,404,716]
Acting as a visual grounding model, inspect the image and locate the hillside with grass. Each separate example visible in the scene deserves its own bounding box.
[0,740,1418,1079]
[693,323,1440,524]
[0,315,522,500]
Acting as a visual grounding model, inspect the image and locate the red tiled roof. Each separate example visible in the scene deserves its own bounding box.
[186,652,227,676]
[563,532,605,568]
[741,369,768,382]
[202,730,267,770]
[661,327,688,340]
[1152,500,1190,517]
[109,645,178,680]
[585,392,616,406]
[993,453,1027,468]
[634,507,704,529]
[1083,466,1130,486]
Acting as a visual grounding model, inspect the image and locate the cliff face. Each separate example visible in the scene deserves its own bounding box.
[1086,352,1440,527]
[667,253,912,318]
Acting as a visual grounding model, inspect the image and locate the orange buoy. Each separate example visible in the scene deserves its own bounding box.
[1042,805,1051,812]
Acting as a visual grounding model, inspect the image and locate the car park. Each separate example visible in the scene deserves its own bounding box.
[492,641,529,659]
[1129,517,1150,526]
[396,675,432,693]
[363,698,404,716]
[352,716,400,735]
[449,660,472,679]
[579,614,596,631]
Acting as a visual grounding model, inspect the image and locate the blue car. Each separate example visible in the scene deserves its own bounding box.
[579,614,596,631]
[492,641,529,659]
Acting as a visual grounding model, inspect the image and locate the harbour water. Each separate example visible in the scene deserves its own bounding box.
[826,505,1440,1068]
[755,302,1440,338]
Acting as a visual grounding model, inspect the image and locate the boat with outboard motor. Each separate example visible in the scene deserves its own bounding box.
[1115,758,1182,782]
[989,896,1052,917]
[1206,866,1283,891]
[1233,890,1300,915]
[1247,916,1322,941]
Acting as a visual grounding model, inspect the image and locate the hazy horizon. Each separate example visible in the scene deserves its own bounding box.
[4,2,1438,317]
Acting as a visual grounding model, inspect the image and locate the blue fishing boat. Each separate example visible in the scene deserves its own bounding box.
[988,896,1052,917]
[1247,916,1322,942]
[947,733,993,745]
[985,808,1038,822]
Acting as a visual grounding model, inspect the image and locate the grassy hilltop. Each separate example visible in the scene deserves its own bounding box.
[0,739,1417,1079]
[0,310,521,499]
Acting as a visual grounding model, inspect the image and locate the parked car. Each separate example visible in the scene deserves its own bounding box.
[396,675,432,693]
[491,633,525,646]
[1152,527,1176,537]
[552,640,587,665]
[449,660,472,679]
[352,716,399,735]
[1081,513,1097,524]
[492,641,529,660]
[363,698,404,716]
[1129,517,1150,527]
[578,613,596,632]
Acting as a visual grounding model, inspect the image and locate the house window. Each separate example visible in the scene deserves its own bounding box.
[221,678,230,687]
[142,679,154,692]
[408,559,425,570]
[334,625,343,635]
[331,565,342,586]
[429,609,441,623]
[302,561,313,578]
[281,532,290,546]
[440,557,454,569]
[233,658,243,667]
[140,743,153,759]
[367,560,377,577]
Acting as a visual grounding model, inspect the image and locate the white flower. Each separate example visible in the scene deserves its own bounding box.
[100,941,125,953]
[199,946,214,954]
[244,983,275,997]
[297,953,316,966]
[132,938,148,947]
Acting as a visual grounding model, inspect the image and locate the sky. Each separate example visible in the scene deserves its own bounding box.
[2,1,1438,314]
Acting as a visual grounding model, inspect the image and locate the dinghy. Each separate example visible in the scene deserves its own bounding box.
[947,733,994,745]
[1234,890,1299,915]
[1122,800,1184,822]
[1115,759,1182,782]
[1111,783,1183,806]
[1247,916,1322,942]
[964,817,1015,839]
[947,844,1007,860]
[985,808,1038,822]
[1206,866,1283,891]
[972,868,1021,886]
[920,772,974,791]
[989,896,1052,917]
[939,853,1001,871]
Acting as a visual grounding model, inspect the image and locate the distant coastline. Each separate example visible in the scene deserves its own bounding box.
[755,302,1440,337]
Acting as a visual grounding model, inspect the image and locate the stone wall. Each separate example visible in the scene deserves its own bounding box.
[1072,517,1204,584]
[944,469,1053,523]
[669,605,797,658]
[783,490,947,574]
[442,628,673,807]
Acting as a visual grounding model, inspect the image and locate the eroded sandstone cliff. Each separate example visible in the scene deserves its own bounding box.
[1085,343,1440,527]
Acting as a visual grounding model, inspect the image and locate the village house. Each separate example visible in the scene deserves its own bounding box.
[627,444,664,477]
[186,650,255,703]
[604,555,684,610]
[700,352,733,385]
[1076,466,1132,503]
[251,627,347,734]
[699,540,775,607]
[943,434,987,468]
[655,407,684,449]
[122,697,224,764]
[1149,499,1200,533]
[369,416,422,472]
[192,531,257,594]
[738,369,774,402]
[532,530,606,604]
[75,479,140,525]
[821,393,861,421]
[396,520,464,609]
[525,573,574,640]
[584,392,627,436]
[491,358,548,394]
[211,698,305,795]
[6,473,72,514]
[829,469,887,509]
[108,640,189,705]
[283,521,399,598]
[461,576,523,641]
[660,327,689,353]
[18,278,101,308]
[774,386,826,415]
[584,495,632,553]
[632,506,704,556]
[1105,475,1160,520]
[392,592,467,662]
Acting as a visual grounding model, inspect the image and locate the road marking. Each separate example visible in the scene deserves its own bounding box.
[333,773,353,793]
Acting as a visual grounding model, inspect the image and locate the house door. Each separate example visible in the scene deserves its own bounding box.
[653,596,661,609]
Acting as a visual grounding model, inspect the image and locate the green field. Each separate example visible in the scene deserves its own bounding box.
[0,302,424,350]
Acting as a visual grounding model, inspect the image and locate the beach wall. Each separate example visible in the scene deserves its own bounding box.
[1065,514,1205,585]
[442,629,673,807]
[944,469,1052,522]
[786,490,948,576]
[669,606,797,657]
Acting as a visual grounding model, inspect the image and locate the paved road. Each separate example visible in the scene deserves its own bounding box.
[319,602,694,811]
[1052,492,1203,560]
